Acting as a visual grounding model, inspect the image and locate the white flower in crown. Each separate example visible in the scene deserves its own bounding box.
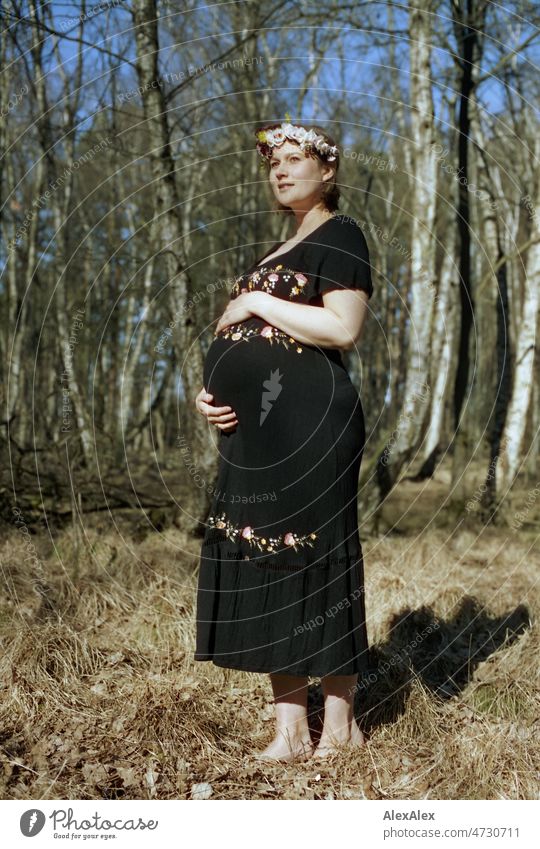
[303,129,338,161]
[255,120,339,161]
[294,128,308,143]
[282,122,306,144]
[270,127,286,145]
[300,128,319,148]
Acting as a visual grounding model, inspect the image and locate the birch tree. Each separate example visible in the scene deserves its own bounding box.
[498,130,540,494]
[376,0,438,497]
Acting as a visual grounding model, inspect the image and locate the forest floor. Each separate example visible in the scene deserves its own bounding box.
[0,466,539,800]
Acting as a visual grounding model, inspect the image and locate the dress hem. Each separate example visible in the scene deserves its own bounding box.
[194,653,370,678]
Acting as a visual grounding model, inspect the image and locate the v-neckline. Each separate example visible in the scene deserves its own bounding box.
[251,215,339,269]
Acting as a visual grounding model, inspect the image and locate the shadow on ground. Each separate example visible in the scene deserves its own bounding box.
[307,596,531,741]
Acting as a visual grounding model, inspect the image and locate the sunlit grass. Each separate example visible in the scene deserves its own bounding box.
[0,472,538,800]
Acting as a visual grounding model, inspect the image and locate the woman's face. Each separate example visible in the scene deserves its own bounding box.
[268,140,334,210]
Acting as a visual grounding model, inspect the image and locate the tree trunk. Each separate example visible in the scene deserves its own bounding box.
[415,222,459,478]
[375,0,438,500]
[471,101,512,519]
[449,0,487,504]
[498,154,540,492]
[132,0,215,528]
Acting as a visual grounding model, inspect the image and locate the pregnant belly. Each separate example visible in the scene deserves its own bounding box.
[203,317,360,439]
[203,317,289,414]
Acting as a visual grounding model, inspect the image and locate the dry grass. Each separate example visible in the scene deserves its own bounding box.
[0,473,539,800]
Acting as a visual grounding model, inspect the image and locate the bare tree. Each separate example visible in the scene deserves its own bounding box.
[375,0,438,499]
[498,128,540,493]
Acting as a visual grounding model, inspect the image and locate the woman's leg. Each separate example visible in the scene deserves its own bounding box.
[256,673,314,761]
[312,673,365,758]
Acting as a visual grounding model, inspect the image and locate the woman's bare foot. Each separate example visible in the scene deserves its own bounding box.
[312,718,366,760]
[255,673,314,762]
[310,673,367,760]
[255,731,315,763]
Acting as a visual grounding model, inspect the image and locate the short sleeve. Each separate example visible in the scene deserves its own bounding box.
[313,219,373,299]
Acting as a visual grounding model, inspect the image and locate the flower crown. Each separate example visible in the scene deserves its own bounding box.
[255,115,339,163]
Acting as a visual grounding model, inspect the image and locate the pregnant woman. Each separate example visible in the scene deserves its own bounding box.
[194,120,374,763]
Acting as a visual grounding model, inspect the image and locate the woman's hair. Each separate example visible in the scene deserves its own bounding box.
[259,124,341,216]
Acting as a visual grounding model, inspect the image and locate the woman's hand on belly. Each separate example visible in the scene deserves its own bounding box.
[215,292,260,334]
[195,387,238,431]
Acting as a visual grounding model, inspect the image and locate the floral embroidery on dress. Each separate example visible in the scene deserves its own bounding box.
[215,322,303,353]
[231,266,310,300]
[208,512,317,553]
[288,272,309,299]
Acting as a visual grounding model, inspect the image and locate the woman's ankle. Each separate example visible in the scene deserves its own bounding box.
[318,716,360,744]
[274,725,313,745]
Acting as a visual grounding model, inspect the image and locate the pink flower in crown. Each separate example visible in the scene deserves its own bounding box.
[260,325,274,338]
[294,273,308,285]
[268,273,279,283]
[241,526,253,539]
[271,128,286,145]
[284,532,296,546]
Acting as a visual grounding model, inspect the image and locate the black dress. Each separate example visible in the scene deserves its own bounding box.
[195,213,373,677]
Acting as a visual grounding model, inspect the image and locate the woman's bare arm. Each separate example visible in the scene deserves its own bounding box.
[215,289,369,350]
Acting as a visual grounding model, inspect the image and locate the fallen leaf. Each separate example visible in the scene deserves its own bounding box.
[191,782,213,799]
[115,767,138,788]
